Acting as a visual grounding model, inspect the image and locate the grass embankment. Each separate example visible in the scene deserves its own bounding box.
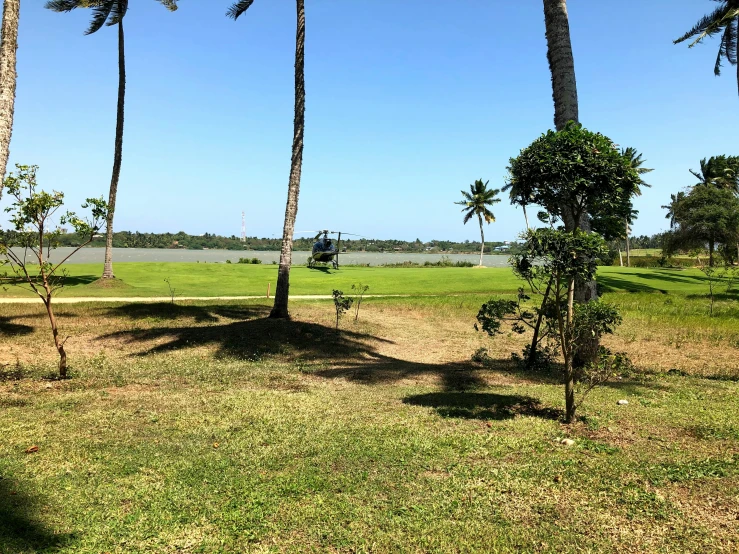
[1,269,738,552]
[0,263,725,298]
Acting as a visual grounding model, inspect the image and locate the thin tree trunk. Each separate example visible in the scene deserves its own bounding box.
[527,275,553,368]
[542,0,578,131]
[0,0,20,199]
[522,203,530,230]
[618,247,623,267]
[625,218,631,267]
[709,239,714,267]
[270,0,305,319]
[478,213,484,266]
[564,277,576,423]
[102,19,126,280]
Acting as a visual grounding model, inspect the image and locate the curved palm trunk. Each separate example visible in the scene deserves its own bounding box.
[522,203,530,230]
[0,0,20,199]
[477,213,485,266]
[542,0,578,130]
[270,0,305,319]
[102,19,126,280]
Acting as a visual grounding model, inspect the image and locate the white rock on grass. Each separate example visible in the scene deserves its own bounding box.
[560,438,575,446]
[617,399,629,406]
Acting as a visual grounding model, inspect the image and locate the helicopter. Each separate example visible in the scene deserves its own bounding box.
[304,230,361,269]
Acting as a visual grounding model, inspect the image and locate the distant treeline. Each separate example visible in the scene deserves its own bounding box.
[54,231,517,253]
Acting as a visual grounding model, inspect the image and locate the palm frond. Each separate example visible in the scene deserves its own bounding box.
[674,3,733,47]
[462,209,475,225]
[227,0,256,20]
[106,0,129,28]
[85,1,114,34]
[157,0,179,11]
[44,0,82,12]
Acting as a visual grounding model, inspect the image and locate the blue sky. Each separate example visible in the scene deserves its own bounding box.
[5,0,738,242]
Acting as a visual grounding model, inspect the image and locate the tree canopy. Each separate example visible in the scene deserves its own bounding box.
[506,123,642,239]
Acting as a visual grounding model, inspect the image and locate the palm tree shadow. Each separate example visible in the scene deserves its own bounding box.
[99,303,394,363]
[0,477,73,552]
[403,391,563,421]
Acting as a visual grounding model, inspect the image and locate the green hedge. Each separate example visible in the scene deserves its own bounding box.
[610,256,694,268]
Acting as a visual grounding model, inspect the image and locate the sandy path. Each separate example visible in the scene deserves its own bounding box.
[0,294,418,304]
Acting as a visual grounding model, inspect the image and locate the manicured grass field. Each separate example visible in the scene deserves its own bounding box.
[0,263,724,297]
[1,266,738,552]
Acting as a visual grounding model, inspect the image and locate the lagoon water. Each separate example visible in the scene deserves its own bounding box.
[20,248,511,268]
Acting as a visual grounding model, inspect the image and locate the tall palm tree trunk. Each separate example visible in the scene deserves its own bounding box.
[0,0,20,199]
[102,19,126,280]
[477,213,485,266]
[625,218,631,267]
[542,0,578,130]
[270,0,305,319]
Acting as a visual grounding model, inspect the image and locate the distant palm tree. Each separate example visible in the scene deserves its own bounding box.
[0,0,20,200]
[674,1,739,96]
[45,0,180,279]
[690,155,739,193]
[662,191,686,228]
[501,175,532,230]
[456,179,501,266]
[228,0,305,319]
[621,147,653,266]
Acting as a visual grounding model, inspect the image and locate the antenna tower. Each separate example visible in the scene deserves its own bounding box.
[241,211,246,242]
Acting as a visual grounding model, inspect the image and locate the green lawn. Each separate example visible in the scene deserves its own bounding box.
[0,263,724,298]
[1,267,738,552]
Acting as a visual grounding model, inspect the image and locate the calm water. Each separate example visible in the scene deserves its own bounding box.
[13,248,511,268]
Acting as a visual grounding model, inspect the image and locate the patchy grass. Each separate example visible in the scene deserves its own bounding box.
[1,293,738,553]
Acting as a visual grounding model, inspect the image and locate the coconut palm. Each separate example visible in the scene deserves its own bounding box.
[674,1,739,96]
[621,147,653,266]
[662,191,687,228]
[228,0,305,319]
[455,179,501,266]
[45,0,180,279]
[542,0,578,131]
[0,0,20,200]
[690,155,739,193]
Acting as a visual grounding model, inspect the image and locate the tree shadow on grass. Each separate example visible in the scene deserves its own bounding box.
[0,316,33,336]
[2,274,98,288]
[403,391,563,421]
[0,476,74,552]
[99,303,398,365]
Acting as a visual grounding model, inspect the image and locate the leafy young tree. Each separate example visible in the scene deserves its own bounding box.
[674,1,739,96]
[0,165,107,378]
[476,228,624,423]
[507,124,641,368]
[664,184,739,266]
[45,0,180,280]
[455,179,501,266]
[0,0,20,198]
[228,0,306,319]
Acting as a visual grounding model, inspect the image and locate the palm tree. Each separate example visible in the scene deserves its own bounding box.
[0,0,20,200]
[674,1,739,96]
[228,0,305,319]
[690,155,739,193]
[662,191,687,228]
[45,0,180,279]
[501,175,532,230]
[621,147,653,267]
[455,179,501,266]
[542,0,578,131]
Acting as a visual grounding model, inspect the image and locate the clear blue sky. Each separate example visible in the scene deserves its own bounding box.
[5,0,738,242]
